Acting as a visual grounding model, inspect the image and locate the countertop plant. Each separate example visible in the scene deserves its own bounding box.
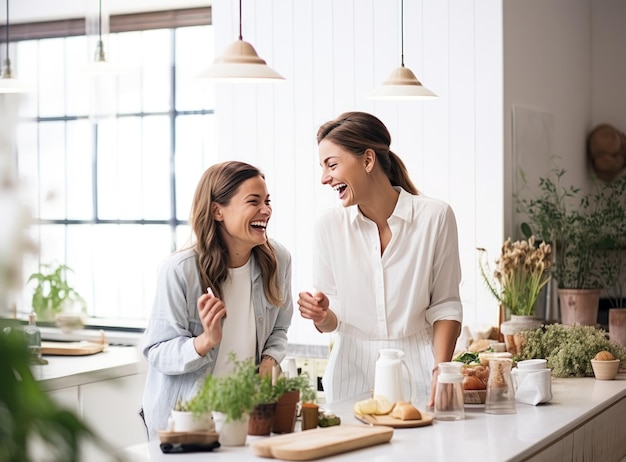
[517,324,626,377]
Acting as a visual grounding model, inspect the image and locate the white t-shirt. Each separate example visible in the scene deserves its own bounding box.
[314,187,463,405]
[213,258,256,377]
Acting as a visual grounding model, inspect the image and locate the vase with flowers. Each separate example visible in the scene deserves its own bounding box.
[478,236,553,355]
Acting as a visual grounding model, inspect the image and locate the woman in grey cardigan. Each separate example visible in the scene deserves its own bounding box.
[141,161,294,439]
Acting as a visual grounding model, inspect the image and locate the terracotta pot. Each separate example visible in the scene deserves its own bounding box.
[300,402,319,431]
[558,289,601,326]
[500,315,542,356]
[248,402,276,436]
[271,390,299,434]
[609,308,626,347]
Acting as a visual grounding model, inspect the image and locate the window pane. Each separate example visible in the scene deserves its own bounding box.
[66,120,93,219]
[176,25,215,111]
[38,38,67,117]
[116,31,143,115]
[142,116,171,219]
[139,29,172,113]
[66,36,91,117]
[39,122,67,219]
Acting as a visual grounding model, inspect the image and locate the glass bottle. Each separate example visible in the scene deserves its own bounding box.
[434,361,465,421]
[485,358,516,414]
[24,312,42,362]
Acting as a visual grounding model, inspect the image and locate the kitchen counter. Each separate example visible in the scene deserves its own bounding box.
[120,373,626,462]
[32,345,147,391]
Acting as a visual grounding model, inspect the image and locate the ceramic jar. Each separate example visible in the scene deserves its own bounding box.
[500,315,542,356]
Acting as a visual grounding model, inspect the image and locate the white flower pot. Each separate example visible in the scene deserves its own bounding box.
[212,411,249,446]
[169,410,214,432]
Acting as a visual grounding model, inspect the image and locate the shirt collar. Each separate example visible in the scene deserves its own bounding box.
[349,187,413,224]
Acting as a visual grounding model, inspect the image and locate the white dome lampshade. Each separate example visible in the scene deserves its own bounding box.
[197,39,285,83]
[369,66,437,100]
[369,0,437,101]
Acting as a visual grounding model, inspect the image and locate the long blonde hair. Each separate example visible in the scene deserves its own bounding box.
[189,161,283,306]
[317,111,419,194]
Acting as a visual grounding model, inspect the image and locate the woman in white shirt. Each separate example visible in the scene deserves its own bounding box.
[141,161,293,439]
[297,112,462,409]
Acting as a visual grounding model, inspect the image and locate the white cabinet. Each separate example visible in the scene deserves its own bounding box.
[80,373,147,449]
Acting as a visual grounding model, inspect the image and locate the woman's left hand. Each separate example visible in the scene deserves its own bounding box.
[428,368,438,408]
[259,356,277,377]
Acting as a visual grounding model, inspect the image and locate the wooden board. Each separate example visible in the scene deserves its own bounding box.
[157,430,219,445]
[250,425,393,461]
[41,341,107,356]
[353,412,433,428]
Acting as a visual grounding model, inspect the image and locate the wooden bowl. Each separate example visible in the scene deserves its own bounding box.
[590,359,620,380]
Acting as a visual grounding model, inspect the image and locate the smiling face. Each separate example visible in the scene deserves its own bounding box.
[319,139,371,207]
[213,175,271,266]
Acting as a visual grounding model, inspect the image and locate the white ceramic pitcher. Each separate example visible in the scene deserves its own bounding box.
[373,349,412,403]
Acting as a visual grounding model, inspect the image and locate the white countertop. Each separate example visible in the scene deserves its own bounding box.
[32,345,147,391]
[120,373,626,462]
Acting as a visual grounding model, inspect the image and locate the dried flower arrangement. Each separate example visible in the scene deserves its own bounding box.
[478,236,552,316]
[517,324,626,377]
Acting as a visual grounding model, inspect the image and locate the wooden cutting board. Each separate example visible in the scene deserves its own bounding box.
[41,340,108,356]
[250,425,393,461]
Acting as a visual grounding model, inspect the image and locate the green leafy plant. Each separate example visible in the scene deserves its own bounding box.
[193,353,262,423]
[516,168,625,290]
[274,372,317,403]
[0,319,118,461]
[27,263,86,320]
[517,324,626,377]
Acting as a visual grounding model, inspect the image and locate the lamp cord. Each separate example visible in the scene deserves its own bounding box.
[98,0,103,43]
[400,0,405,67]
[5,0,9,62]
[238,0,243,40]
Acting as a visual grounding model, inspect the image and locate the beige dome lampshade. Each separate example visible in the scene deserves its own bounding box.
[197,0,284,83]
[369,0,436,101]
[0,0,36,93]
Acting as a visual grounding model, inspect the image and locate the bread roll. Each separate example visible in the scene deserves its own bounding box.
[463,375,486,390]
[389,402,422,421]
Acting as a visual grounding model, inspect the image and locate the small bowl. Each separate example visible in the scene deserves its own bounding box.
[590,359,620,380]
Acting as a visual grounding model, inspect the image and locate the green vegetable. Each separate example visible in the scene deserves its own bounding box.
[453,352,480,365]
[318,413,341,427]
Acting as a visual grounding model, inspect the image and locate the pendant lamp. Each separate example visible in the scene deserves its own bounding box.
[197,0,284,83]
[81,0,127,75]
[0,0,35,93]
[369,0,436,100]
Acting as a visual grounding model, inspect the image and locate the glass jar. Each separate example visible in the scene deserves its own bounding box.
[434,362,465,421]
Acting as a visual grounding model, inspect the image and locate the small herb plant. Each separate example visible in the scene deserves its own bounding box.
[27,263,86,319]
[517,324,626,377]
[193,353,261,423]
[274,372,317,403]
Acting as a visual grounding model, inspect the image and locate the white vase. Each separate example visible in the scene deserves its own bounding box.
[500,315,542,356]
[212,411,250,446]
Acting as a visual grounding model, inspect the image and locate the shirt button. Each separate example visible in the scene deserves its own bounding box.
[258,316,264,322]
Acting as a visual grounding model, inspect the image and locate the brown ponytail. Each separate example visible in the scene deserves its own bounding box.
[317,111,419,195]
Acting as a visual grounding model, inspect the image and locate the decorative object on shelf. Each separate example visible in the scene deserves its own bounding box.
[517,324,626,377]
[369,0,437,100]
[27,262,86,323]
[478,236,551,353]
[587,124,626,183]
[197,0,284,82]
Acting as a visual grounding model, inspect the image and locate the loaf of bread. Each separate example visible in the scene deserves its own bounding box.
[389,402,422,421]
[462,365,488,390]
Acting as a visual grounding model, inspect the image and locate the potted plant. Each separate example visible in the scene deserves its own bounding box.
[516,168,617,326]
[169,396,214,433]
[271,372,317,434]
[193,353,261,446]
[247,372,280,436]
[27,262,86,323]
[477,236,552,355]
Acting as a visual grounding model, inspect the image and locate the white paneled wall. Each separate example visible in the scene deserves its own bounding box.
[211,0,505,346]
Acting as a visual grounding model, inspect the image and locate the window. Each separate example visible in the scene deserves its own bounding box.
[13,9,215,324]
